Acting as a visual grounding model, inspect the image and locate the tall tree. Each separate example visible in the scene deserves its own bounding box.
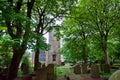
[61,0,120,65]
[0,0,35,79]
[32,0,77,71]
[85,0,120,64]
[61,5,91,63]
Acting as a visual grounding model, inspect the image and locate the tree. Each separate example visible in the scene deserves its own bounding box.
[0,0,35,79]
[31,0,77,71]
[0,0,77,79]
[0,35,12,75]
[61,5,91,64]
[85,0,120,64]
[61,0,120,65]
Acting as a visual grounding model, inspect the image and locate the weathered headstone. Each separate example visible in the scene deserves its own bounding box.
[73,65,81,74]
[102,64,110,73]
[109,70,120,80]
[47,64,56,80]
[91,64,100,78]
[100,63,103,71]
[100,60,105,72]
[36,64,47,80]
[82,63,87,74]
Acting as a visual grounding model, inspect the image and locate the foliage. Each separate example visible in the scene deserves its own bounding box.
[56,65,71,77]
[109,40,120,61]
[0,35,12,74]
[31,0,77,71]
[20,53,32,75]
[60,0,120,64]
[28,35,50,51]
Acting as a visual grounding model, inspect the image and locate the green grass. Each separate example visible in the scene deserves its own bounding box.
[18,69,23,76]
[100,69,117,78]
[56,65,72,78]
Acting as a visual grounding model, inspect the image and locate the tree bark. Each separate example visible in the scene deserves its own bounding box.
[7,49,25,80]
[101,35,109,65]
[82,45,87,64]
[34,9,43,71]
[5,0,35,80]
[34,49,40,71]
[102,41,109,65]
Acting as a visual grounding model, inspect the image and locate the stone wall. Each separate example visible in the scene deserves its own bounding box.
[31,31,61,66]
[47,31,61,65]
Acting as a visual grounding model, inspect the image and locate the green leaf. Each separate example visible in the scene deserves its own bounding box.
[0,26,7,30]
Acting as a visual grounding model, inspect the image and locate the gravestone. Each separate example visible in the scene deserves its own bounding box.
[100,60,105,72]
[73,65,81,74]
[109,70,120,80]
[47,64,56,80]
[91,64,100,78]
[36,64,47,80]
[100,63,103,71]
[102,64,110,73]
[82,63,87,74]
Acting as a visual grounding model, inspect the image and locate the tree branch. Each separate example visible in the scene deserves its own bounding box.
[15,0,23,13]
[22,0,35,48]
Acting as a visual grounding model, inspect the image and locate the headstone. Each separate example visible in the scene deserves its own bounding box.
[100,63,104,71]
[73,65,81,74]
[82,63,87,74]
[91,64,100,78]
[47,64,56,80]
[109,70,120,80]
[100,60,105,72]
[102,64,110,73]
[36,65,47,80]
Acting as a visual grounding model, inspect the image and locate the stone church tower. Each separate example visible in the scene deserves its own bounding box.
[46,31,61,65]
[36,31,61,66]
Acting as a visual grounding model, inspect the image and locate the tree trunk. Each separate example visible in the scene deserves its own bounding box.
[102,40,109,65]
[34,49,40,71]
[82,45,87,64]
[103,47,109,64]
[7,49,25,80]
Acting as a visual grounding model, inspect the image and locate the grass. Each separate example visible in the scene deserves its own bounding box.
[56,63,117,79]
[56,64,72,78]
[100,69,117,78]
[18,68,23,76]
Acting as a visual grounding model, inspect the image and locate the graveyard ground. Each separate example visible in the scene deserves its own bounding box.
[57,63,116,80]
